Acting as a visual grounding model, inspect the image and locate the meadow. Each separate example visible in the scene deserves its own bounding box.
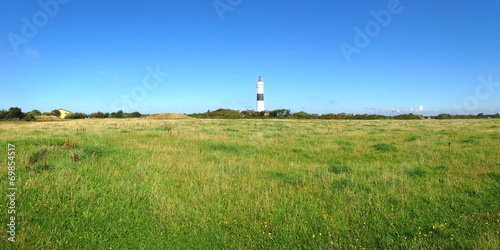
[0,118,498,249]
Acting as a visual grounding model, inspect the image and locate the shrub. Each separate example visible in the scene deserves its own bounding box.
[393,113,423,120]
[65,112,88,119]
[90,112,108,118]
[23,113,36,121]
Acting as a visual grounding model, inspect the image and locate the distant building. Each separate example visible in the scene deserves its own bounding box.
[58,108,72,119]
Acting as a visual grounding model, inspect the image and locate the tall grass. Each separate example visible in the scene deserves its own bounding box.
[0,119,498,249]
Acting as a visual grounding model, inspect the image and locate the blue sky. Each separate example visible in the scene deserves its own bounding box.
[1,0,499,115]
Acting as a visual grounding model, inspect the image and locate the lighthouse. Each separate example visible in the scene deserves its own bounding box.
[256,76,265,112]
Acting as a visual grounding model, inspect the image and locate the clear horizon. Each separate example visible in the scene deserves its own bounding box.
[1,0,499,116]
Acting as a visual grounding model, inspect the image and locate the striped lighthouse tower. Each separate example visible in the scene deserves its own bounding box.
[256,76,265,112]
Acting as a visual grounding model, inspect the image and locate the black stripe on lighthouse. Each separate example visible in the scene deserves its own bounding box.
[257,94,264,101]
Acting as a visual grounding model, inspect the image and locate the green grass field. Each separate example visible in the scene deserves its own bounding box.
[1,119,499,249]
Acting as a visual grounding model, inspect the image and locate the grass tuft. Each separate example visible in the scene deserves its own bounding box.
[331,178,371,192]
[206,143,241,153]
[406,136,422,141]
[266,169,304,185]
[372,143,398,152]
[406,167,428,177]
[328,165,353,174]
[79,144,111,159]
[480,172,500,182]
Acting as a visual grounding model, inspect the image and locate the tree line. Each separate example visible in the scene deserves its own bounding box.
[0,107,144,121]
[187,109,500,120]
[1,107,499,121]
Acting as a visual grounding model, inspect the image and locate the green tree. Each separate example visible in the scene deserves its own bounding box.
[65,113,87,119]
[7,107,25,119]
[50,109,61,117]
[110,110,125,118]
[434,113,453,119]
[292,111,318,119]
[23,113,36,121]
[0,109,7,120]
[30,109,42,116]
[336,113,350,119]
[115,110,124,118]
[129,111,142,118]
[90,112,107,118]
[320,113,337,119]
[393,113,423,120]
